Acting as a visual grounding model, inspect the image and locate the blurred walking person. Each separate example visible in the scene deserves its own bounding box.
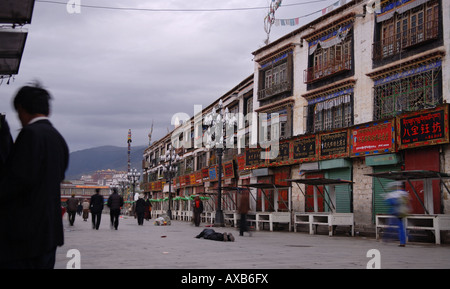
[0,84,69,269]
[90,189,104,230]
[82,199,90,221]
[238,189,252,237]
[192,196,203,227]
[107,188,123,230]
[384,181,411,247]
[66,194,78,226]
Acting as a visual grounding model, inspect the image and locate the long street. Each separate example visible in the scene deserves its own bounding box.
[55,214,450,270]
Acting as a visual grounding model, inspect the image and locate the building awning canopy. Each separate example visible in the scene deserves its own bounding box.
[365,170,450,215]
[365,170,450,181]
[285,178,353,213]
[284,178,353,186]
[0,29,28,75]
[0,0,35,25]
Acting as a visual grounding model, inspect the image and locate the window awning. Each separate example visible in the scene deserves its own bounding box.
[365,170,450,215]
[0,0,35,25]
[284,178,353,186]
[0,29,28,75]
[376,0,431,23]
[365,170,450,181]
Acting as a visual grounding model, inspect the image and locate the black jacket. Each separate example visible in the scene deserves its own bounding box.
[0,119,69,261]
[0,115,13,176]
[107,192,124,210]
[90,193,104,214]
[135,198,146,214]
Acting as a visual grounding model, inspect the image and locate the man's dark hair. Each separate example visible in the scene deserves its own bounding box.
[13,83,52,116]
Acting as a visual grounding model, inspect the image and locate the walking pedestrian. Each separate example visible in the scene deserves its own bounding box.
[144,196,151,221]
[238,189,252,237]
[0,114,13,176]
[135,194,146,225]
[0,84,69,269]
[107,188,124,230]
[384,181,411,247]
[90,188,104,230]
[192,196,204,227]
[77,201,83,216]
[82,199,90,221]
[66,194,78,226]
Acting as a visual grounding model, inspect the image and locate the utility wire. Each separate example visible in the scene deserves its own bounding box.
[36,0,330,13]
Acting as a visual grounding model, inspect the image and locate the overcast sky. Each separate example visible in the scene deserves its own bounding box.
[1,0,338,153]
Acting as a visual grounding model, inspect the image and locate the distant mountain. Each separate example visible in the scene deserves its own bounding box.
[66,145,147,180]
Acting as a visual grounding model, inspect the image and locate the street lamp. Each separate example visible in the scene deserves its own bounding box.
[161,146,181,219]
[204,99,237,227]
[127,168,140,205]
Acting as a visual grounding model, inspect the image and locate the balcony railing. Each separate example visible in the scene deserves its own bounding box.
[373,20,439,61]
[303,54,352,84]
[257,80,292,101]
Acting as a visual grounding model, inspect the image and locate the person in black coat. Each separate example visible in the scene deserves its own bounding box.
[90,188,104,230]
[107,188,124,230]
[0,84,69,269]
[135,194,146,225]
[0,114,13,176]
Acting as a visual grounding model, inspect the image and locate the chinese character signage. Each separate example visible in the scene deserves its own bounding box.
[318,129,349,160]
[292,134,317,163]
[208,166,218,182]
[223,161,235,179]
[237,154,246,171]
[245,148,266,169]
[189,174,196,186]
[268,141,290,166]
[397,105,449,150]
[351,119,395,157]
[202,168,210,181]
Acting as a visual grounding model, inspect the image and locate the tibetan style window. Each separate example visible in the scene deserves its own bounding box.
[304,22,353,84]
[257,49,293,101]
[306,88,354,133]
[373,0,440,60]
[259,106,293,142]
[373,60,442,120]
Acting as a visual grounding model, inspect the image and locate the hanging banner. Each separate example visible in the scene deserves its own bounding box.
[350,119,396,157]
[274,0,353,27]
[223,161,235,179]
[308,23,353,55]
[202,168,210,181]
[208,166,218,182]
[376,0,431,23]
[397,104,449,150]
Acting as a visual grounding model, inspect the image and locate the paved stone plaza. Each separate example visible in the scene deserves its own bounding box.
[55,214,450,269]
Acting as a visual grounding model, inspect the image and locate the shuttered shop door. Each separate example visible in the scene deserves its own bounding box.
[372,165,401,221]
[326,168,352,213]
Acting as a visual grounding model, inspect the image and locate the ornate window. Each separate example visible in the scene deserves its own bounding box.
[304,21,353,84]
[257,48,293,101]
[304,82,354,133]
[372,59,442,120]
[373,0,440,60]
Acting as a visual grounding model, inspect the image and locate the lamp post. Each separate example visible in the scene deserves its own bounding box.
[128,168,140,213]
[161,146,181,220]
[204,99,237,227]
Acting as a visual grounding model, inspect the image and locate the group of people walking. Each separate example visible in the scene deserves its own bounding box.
[65,188,125,230]
[65,188,154,229]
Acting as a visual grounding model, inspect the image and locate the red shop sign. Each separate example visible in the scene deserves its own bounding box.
[350,119,395,157]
